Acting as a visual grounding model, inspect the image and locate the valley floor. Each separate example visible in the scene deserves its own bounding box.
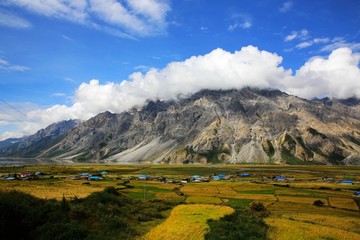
[0,164,359,239]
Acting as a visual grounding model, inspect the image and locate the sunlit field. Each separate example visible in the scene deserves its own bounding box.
[140,204,234,240]
[0,164,359,239]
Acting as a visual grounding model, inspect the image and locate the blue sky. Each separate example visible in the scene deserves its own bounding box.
[0,0,359,140]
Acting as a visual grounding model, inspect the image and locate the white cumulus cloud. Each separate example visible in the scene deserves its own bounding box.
[1,46,360,140]
[287,48,360,99]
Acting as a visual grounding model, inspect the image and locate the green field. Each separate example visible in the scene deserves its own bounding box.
[0,164,359,239]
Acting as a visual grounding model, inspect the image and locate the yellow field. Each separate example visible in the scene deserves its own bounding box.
[279,213,360,233]
[140,204,234,240]
[329,197,359,210]
[265,217,360,240]
[0,179,116,200]
[186,196,223,204]
[181,182,277,201]
[276,196,328,206]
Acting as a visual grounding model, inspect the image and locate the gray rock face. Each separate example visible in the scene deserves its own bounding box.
[3,89,360,165]
[0,119,79,157]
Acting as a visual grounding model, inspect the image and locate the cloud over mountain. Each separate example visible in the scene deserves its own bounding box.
[1,45,360,140]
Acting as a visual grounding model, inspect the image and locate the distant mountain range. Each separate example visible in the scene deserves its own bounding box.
[1,88,360,165]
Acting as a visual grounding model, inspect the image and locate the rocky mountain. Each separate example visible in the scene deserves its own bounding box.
[0,119,80,157]
[2,89,360,165]
[0,137,26,149]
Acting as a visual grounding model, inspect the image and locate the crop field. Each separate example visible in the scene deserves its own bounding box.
[140,204,234,240]
[0,164,359,239]
[329,197,359,210]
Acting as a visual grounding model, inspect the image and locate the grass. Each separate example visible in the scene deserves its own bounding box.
[279,213,360,234]
[141,204,234,240]
[238,189,275,194]
[0,179,116,200]
[126,192,156,200]
[329,197,359,210]
[224,199,251,208]
[277,196,328,205]
[265,217,360,240]
[186,196,223,204]
[0,187,176,240]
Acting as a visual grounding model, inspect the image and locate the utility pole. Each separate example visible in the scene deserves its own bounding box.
[143,176,147,201]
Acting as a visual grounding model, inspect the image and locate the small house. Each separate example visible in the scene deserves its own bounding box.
[88,176,102,181]
[340,180,353,185]
[240,173,250,177]
[191,175,201,181]
[212,175,222,181]
[138,174,147,180]
[80,172,90,179]
[211,174,227,181]
[352,191,360,197]
[100,171,109,175]
[5,177,16,180]
[276,176,286,181]
[20,171,31,178]
[217,174,225,180]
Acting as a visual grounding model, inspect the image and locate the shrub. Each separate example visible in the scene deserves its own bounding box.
[205,209,268,240]
[0,188,175,240]
[313,200,325,206]
[249,201,266,212]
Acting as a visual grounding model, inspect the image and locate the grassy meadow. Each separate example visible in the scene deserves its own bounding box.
[0,164,359,239]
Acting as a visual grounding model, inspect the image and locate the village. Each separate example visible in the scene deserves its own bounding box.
[1,167,359,197]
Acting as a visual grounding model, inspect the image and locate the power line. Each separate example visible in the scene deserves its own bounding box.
[0,98,42,128]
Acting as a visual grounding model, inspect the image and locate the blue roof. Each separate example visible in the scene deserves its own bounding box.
[341,180,353,183]
[5,177,16,180]
[355,191,360,195]
[276,176,285,179]
[100,171,109,174]
[240,173,250,177]
[88,176,101,180]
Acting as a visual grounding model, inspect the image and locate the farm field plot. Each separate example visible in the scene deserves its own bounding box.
[186,196,223,204]
[278,213,360,233]
[329,197,359,210]
[0,178,117,200]
[276,195,329,206]
[122,181,184,201]
[140,204,234,240]
[265,217,360,240]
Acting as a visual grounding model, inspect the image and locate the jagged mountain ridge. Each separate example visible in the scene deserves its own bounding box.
[0,119,80,157]
[0,137,26,149]
[2,88,360,165]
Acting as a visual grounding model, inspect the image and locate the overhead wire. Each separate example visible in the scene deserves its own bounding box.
[0,98,42,128]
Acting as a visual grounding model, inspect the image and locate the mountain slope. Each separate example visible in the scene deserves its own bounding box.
[0,119,80,158]
[31,88,360,165]
[2,89,360,165]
